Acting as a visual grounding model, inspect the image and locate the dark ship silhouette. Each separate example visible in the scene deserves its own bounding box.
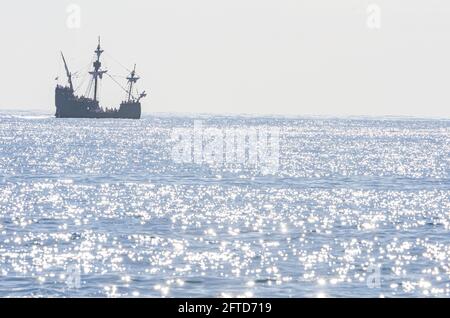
[55,37,146,119]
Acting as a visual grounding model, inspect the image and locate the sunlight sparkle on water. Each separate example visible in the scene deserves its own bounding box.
[0,114,449,297]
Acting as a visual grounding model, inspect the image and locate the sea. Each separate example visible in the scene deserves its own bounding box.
[0,110,449,297]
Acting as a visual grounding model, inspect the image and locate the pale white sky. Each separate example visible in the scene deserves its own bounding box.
[0,0,449,117]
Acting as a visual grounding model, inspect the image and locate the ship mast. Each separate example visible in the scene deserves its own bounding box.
[60,52,74,92]
[126,64,139,102]
[89,37,107,102]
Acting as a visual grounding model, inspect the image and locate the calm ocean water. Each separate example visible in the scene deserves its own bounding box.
[0,111,449,297]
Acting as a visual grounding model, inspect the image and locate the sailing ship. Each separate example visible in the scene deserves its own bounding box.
[55,37,146,119]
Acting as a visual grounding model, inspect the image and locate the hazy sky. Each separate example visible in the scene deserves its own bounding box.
[0,0,449,117]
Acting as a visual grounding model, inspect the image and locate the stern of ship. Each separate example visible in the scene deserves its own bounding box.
[118,101,141,119]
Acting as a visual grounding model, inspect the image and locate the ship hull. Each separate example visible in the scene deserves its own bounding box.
[55,86,141,119]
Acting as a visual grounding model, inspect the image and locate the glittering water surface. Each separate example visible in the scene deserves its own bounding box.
[0,111,449,297]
